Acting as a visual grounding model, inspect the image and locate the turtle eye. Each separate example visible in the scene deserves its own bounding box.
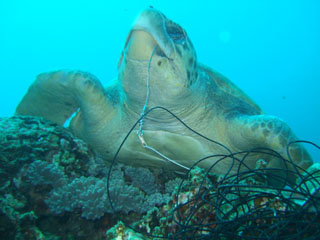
[166,20,186,42]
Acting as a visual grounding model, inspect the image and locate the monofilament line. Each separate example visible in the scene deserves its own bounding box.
[144,144,190,170]
[136,46,190,171]
[137,46,157,137]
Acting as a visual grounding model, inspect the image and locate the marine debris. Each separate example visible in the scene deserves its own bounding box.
[1,116,320,239]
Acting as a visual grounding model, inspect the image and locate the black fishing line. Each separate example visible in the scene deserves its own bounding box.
[106,106,320,240]
[107,105,235,239]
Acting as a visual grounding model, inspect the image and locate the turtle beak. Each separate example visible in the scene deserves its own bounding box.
[122,29,159,61]
[131,9,175,59]
[118,8,187,68]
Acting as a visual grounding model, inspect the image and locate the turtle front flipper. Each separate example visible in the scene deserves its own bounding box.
[15,70,115,127]
[227,115,313,183]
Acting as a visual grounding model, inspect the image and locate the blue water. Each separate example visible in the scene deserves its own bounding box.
[0,0,319,159]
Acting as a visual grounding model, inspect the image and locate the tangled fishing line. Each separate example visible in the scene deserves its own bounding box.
[107,106,320,240]
[107,44,320,239]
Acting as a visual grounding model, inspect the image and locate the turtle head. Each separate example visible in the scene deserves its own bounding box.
[118,9,199,108]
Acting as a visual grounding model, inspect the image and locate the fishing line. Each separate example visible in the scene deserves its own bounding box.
[137,46,156,137]
[107,106,320,239]
[107,105,234,239]
[136,46,190,170]
[106,47,320,239]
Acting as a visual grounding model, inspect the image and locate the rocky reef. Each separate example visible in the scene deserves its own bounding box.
[0,116,320,239]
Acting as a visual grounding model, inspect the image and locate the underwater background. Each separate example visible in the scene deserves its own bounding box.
[0,0,319,160]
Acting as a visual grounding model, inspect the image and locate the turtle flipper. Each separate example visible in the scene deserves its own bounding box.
[15,70,114,126]
[228,115,312,171]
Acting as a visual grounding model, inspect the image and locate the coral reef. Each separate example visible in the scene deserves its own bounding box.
[106,221,147,240]
[0,116,177,239]
[24,160,67,187]
[109,164,320,239]
[0,116,96,239]
[1,115,319,239]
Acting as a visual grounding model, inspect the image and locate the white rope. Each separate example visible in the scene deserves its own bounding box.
[137,46,157,137]
[137,46,190,171]
[144,144,190,170]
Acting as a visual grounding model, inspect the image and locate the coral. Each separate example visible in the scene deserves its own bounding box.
[129,163,320,239]
[0,116,175,225]
[24,160,67,188]
[124,166,160,195]
[0,116,94,179]
[0,194,27,223]
[1,116,320,239]
[106,221,147,240]
[0,193,44,239]
[45,167,169,219]
[165,177,182,195]
[0,116,96,238]
[142,193,170,211]
[47,176,109,219]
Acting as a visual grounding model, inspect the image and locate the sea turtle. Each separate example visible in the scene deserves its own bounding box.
[16,9,312,177]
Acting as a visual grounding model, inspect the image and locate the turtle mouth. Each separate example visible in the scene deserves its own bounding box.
[118,29,158,69]
[118,9,186,68]
[123,30,162,59]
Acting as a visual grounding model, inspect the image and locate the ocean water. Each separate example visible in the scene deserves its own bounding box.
[0,0,319,160]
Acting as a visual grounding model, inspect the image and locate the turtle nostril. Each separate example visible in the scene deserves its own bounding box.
[166,20,186,42]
